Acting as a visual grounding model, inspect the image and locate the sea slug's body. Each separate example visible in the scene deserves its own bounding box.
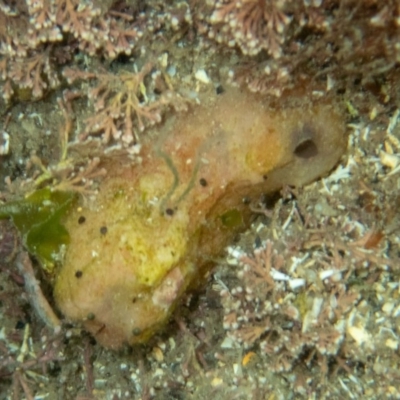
[54,88,346,348]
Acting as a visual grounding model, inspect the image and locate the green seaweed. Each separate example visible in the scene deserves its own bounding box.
[0,188,77,272]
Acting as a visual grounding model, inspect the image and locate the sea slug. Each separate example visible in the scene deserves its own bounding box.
[54,87,346,348]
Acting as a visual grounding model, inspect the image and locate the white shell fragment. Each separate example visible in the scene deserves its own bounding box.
[0,131,10,155]
[347,326,372,347]
[382,302,395,316]
[385,338,398,350]
[288,278,306,290]
[379,150,399,170]
[319,269,344,281]
[195,69,211,84]
[270,268,290,281]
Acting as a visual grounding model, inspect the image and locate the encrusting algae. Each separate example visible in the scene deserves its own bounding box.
[54,87,347,349]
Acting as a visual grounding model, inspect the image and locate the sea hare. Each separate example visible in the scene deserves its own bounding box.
[54,87,346,348]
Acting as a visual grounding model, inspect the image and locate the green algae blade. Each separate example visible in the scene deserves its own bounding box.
[0,189,77,272]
